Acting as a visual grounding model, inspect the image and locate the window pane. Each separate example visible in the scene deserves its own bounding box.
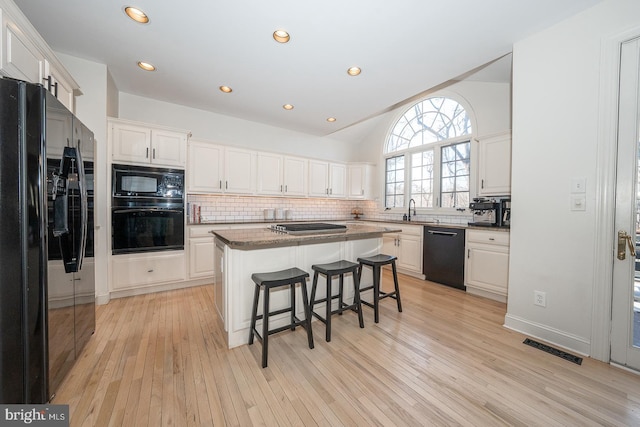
[385,97,471,153]
[440,141,471,209]
[456,176,469,191]
[441,177,455,192]
[384,155,405,208]
[456,160,470,174]
[410,148,434,208]
[442,146,456,162]
[441,192,455,208]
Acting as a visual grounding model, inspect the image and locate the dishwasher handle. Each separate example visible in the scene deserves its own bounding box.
[427,230,458,237]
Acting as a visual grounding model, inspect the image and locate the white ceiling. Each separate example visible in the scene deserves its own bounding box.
[13,0,600,139]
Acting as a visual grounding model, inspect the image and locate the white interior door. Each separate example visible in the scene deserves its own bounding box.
[611,37,640,371]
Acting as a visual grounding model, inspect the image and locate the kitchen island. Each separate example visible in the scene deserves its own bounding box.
[211,223,400,348]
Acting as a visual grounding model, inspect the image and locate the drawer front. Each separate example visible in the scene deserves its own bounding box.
[467,229,510,246]
[112,252,186,289]
[189,226,216,238]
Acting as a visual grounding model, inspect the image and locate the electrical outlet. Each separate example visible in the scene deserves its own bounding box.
[534,291,546,307]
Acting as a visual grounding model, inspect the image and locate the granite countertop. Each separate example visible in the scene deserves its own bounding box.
[191,218,509,232]
[211,223,401,249]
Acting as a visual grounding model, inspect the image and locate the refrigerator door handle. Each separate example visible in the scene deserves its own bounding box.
[52,148,74,237]
[74,145,88,272]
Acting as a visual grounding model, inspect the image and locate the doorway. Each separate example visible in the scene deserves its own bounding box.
[611,36,640,371]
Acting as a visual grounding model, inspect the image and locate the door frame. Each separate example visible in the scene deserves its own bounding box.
[592,26,640,362]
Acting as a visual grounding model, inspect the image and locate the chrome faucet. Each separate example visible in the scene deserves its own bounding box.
[408,198,416,221]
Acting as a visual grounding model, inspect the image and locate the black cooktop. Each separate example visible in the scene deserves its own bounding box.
[273,223,347,235]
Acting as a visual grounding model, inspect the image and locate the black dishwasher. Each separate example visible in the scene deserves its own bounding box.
[423,226,466,290]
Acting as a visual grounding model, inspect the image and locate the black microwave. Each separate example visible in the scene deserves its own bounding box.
[112,164,184,200]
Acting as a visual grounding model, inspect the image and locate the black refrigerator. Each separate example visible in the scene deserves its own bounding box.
[0,77,95,403]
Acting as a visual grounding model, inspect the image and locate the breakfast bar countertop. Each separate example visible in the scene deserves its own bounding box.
[211,223,401,249]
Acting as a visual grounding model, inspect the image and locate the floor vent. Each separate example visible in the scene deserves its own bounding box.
[523,338,583,365]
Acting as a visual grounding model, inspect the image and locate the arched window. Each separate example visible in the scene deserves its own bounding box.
[384,97,473,210]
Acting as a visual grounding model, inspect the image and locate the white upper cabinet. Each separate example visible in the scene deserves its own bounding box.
[224,147,255,194]
[309,160,330,197]
[187,141,254,194]
[256,152,284,195]
[188,140,224,193]
[478,131,511,196]
[0,1,79,110]
[43,59,74,111]
[257,152,308,196]
[282,156,307,196]
[309,160,346,198]
[110,120,187,168]
[2,15,42,83]
[329,163,346,198]
[348,163,376,199]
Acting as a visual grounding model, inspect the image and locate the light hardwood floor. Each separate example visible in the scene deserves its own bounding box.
[54,273,640,426]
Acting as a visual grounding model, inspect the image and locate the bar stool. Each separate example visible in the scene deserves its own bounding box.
[248,267,314,368]
[309,260,364,342]
[357,254,402,323]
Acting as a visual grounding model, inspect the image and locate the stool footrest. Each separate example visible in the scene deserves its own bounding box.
[254,306,294,321]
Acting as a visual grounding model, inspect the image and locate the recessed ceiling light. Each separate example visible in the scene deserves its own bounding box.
[273,30,290,43]
[124,6,149,24]
[137,61,156,71]
[219,86,232,93]
[347,66,361,76]
[327,117,336,122]
[283,104,294,110]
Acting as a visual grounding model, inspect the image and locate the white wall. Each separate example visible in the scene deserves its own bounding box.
[117,93,357,163]
[106,70,118,118]
[56,53,111,304]
[506,0,640,356]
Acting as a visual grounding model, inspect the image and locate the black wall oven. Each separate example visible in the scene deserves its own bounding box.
[112,164,185,255]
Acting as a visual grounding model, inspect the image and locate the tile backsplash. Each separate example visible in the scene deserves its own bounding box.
[187,194,472,225]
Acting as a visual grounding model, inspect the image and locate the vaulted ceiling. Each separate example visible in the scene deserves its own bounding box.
[14,0,601,138]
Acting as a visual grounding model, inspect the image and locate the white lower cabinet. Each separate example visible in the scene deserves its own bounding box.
[189,226,215,279]
[214,239,226,326]
[378,223,423,278]
[111,251,186,291]
[465,229,510,302]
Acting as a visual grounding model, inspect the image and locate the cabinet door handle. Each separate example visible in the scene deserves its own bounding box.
[146,147,149,159]
[43,75,52,91]
[489,237,495,241]
[285,185,288,192]
[225,181,228,189]
[467,249,470,259]
[152,148,156,159]
[481,179,485,189]
[219,180,222,189]
[280,185,283,192]
[53,81,58,98]
[148,269,154,273]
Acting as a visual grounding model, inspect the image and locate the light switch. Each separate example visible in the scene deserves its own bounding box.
[571,177,586,193]
[571,195,586,211]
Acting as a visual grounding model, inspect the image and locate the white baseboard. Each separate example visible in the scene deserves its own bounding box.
[504,313,591,356]
[109,277,213,300]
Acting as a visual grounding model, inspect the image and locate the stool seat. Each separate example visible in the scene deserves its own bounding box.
[310,260,364,342]
[249,267,313,368]
[251,268,309,286]
[312,260,359,275]
[357,254,402,323]
[357,254,397,266]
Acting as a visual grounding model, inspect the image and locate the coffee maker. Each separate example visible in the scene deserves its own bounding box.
[468,197,510,227]
[500,199,511,227]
